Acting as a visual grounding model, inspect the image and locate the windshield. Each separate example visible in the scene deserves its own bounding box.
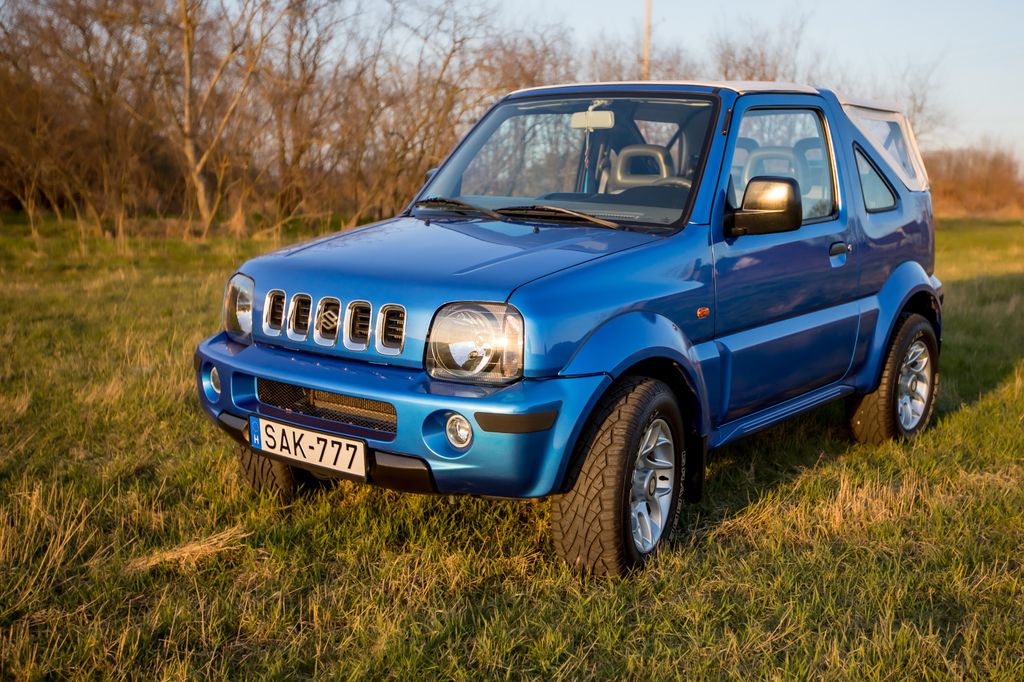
[418,95,718,230]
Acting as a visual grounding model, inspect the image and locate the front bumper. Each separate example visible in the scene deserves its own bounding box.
[194,333,610,498]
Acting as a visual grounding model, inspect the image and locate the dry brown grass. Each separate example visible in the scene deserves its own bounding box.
[0,224,1022,678]
[0,482,101,622]
[124,526,252,574]
[0,390,32,419]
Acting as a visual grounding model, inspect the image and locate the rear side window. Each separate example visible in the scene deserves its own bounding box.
[855,148,897,212]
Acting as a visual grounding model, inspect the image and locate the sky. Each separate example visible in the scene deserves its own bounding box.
[518,0,1024,158]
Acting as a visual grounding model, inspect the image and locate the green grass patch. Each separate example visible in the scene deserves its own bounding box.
[1,219,1022,678]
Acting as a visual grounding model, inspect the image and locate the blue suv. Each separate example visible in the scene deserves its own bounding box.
[195,81,942,575]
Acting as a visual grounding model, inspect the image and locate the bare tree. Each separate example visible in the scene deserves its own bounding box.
[0,3,75,240]
[924,144,1022,216]
[578,28,699,82]
[709,16,808,81]
[0,77,50,240]
[476,29,576,95]
[257,0,368,228]
[335,0,492,225]
[890,61,947,142]
[29,0,160,239]
[143,0,282,237]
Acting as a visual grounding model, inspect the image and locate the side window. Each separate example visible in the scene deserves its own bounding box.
[730,109,835,221]
[855,147,897,212]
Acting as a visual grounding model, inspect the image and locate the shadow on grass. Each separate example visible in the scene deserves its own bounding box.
[678,271,1024,537]
[935,272,1024,412]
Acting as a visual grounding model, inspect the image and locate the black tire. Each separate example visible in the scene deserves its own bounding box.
[552,377,684,576]
[848,313,939,444]
[236,445,313,502]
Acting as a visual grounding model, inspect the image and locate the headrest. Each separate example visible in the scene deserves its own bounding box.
[743,146,808,187]
[609,144,674,190]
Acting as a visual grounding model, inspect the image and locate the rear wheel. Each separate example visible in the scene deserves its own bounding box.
[552,377,684,576]
[848,313,939,444]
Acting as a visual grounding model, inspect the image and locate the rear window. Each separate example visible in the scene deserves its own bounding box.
[844,105,929,191]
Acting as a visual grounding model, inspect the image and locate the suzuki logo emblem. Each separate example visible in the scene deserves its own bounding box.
[320,308,339,331]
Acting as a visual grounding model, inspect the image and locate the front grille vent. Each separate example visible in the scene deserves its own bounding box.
[314,298,341,345]
[288,294,312,339]
[380,307,405,350]
[262,292,404,354]
[265,291,286,334]
[257,378,397,434]
[348,302,372,346]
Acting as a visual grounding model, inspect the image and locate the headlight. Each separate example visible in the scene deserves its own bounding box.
[426,303,524,384]
[222,273,255,343]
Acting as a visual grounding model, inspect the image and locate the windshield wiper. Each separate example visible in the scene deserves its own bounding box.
[413,196,505,221]
[494,204,621,229]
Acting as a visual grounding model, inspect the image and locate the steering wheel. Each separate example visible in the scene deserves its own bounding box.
[654,177,692,190]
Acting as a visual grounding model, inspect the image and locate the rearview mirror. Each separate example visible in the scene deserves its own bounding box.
[570,110,615,130]
[730,176,802,237]
[424,167,438,183]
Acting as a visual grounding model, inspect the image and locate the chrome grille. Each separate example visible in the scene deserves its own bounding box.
[383,309,405,346]
[378,306,405,353]
[256,378,397,434]
[346,302,372,348]
[314,297,341,345]
[262,291,405,353]
[288,294,312,340]
[265,290,286,335]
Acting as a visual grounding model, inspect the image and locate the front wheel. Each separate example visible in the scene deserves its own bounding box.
[236,444,321,502]
[848,313,939,444]
[552,377,684,576]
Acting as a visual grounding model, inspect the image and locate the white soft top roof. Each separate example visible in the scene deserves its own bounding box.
[509,81,908,115]
[508,80,821,96]
[836,93,902,114]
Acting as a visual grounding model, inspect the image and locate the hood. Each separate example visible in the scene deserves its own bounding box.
[241,215,657,367]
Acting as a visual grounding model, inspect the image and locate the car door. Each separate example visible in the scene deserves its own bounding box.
[712,95,860,422]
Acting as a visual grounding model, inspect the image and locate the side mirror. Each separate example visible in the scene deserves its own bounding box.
[730,176,802,237]
[424,167,438,183]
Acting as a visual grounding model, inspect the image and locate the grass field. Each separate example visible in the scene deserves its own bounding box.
[1,218,1022,679]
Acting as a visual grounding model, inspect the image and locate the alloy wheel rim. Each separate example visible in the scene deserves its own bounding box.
[896,339,931,431]
[629,418,676,554]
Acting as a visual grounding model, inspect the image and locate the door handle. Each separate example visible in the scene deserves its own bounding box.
[829,241,851,257]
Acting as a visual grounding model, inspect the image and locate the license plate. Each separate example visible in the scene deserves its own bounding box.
[248,416,366,478]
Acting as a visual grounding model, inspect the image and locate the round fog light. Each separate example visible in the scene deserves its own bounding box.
[209,366,221,395]
[445,414,473,449]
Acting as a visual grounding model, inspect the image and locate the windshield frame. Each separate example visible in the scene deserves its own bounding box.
[407,90,722,234]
